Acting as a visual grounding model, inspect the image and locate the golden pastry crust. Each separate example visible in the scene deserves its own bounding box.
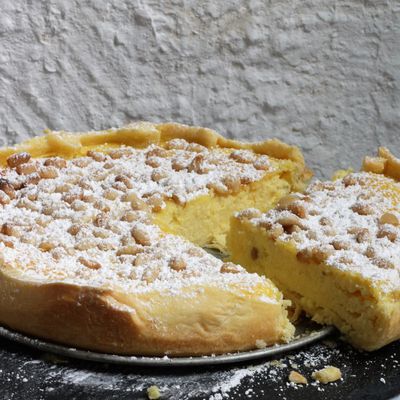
[0,122,306,356]
[362,147,400,181]
[0,122,312,190]
[0,267,293,356]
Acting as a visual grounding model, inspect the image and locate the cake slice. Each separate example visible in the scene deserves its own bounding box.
[228,147,400,351]
[0,122,308,355]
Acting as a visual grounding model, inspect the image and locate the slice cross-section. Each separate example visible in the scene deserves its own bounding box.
[228,148,400,351]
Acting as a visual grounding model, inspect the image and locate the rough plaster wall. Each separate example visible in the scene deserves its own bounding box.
[0,1,399,178]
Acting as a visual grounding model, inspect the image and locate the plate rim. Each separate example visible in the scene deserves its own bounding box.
[0,324,335,367]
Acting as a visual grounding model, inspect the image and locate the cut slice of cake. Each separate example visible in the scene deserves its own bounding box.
[0,122,308,355]
[228,147,400,351]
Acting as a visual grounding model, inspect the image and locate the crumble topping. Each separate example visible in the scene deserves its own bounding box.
[237,172,400,293]
[0,140,276,296]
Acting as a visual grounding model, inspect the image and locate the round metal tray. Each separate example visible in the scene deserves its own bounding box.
[0,322,334,367]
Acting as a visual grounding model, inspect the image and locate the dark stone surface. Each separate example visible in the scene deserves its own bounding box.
[0,332,399,400]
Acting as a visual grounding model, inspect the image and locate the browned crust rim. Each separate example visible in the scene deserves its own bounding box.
[363,147,400,181]
[0,122,312,181]
[0,267,292,356]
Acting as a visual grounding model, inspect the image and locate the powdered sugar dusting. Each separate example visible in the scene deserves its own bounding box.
[1,326,399,398]
[241,172,400,293]
[0,140,276,296]
[52,340,348,399]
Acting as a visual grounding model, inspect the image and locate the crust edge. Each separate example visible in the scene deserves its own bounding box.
[0,122,312,188]
[0,268,294,356]
[362,147,400,181]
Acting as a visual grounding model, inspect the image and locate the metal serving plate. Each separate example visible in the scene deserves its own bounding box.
[0,322,335,367]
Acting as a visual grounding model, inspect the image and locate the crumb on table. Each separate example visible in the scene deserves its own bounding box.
[147,385,161,399]
[288,370,308,385]
[312,366,342,384]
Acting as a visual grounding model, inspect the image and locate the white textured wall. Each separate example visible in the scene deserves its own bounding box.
[0,1,399,177]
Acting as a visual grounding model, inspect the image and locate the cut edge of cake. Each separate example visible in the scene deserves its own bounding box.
[228,147,400,351]
[0,121,312,190]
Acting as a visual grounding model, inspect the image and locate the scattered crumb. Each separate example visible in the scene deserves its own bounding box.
[255,340,267,349]
[288,371,308,385]
[3,337,396,400]
[270,360,284,367]
[312,366,342,384]
[147,385,161,399]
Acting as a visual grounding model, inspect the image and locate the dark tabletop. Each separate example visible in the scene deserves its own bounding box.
[0,332,399,400]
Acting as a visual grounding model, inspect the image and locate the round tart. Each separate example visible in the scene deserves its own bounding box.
[0,122,311,356]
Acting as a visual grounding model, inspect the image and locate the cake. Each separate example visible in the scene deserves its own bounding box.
[0,122,311,356]
[228,147,400,351]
